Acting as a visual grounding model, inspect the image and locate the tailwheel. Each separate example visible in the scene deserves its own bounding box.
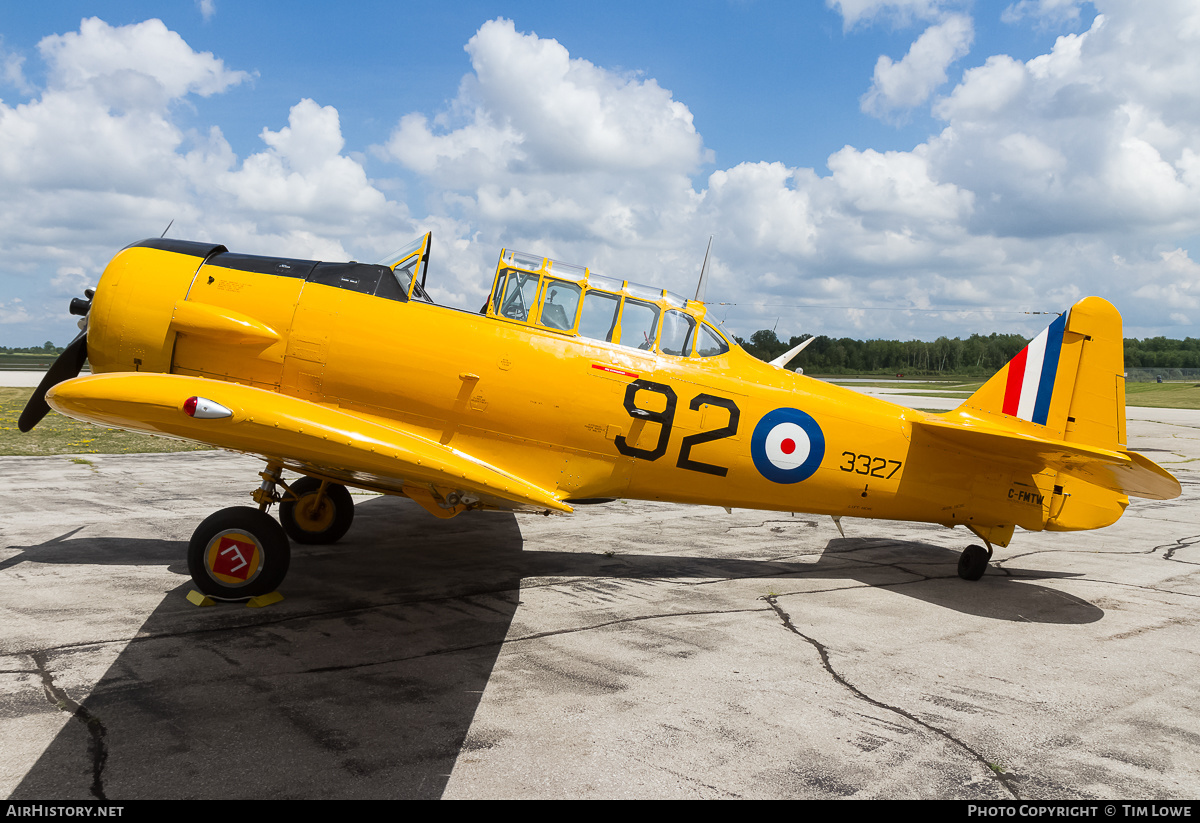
[188,507,291,600]
[957,544,992,581]
[278,477,354,545]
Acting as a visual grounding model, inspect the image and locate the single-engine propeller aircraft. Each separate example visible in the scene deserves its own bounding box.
[20,233,1180,599]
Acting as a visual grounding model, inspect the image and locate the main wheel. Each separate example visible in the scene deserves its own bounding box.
[279,477,354,545]
[957,544,991,581]
[188,507,291,599]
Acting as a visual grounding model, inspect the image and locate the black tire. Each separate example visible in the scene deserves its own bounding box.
[278,477,354,545]
[957,544,990,581]
[188,507,291,599]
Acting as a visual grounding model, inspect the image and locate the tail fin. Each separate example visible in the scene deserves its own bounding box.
[918,297,1179,532]
[958,296,1126,450]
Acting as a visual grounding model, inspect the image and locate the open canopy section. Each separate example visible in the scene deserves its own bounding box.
[485,248,730,359]
[375,232,434,303]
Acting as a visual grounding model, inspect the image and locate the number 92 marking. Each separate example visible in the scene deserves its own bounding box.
[841,451,901,478]
[615,379,740,477]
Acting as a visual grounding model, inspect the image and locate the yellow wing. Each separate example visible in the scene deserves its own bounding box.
[46,372,572,515]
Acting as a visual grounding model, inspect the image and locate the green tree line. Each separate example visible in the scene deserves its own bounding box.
[735,330,1200,375]
[0,342,64,354]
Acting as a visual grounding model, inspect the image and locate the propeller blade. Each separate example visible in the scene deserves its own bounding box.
[18,330,88,432]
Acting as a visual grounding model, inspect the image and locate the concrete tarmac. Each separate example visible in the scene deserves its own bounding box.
[1,408,1198,799]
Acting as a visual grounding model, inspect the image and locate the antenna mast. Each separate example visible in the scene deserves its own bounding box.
[694,236,713,303]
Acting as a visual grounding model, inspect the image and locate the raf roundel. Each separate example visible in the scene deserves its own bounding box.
[751,408,825,484]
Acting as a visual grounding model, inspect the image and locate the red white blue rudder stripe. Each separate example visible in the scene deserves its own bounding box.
[1002,312,1067,426]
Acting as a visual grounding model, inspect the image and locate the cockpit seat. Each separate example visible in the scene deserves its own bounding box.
[541,301,570,330]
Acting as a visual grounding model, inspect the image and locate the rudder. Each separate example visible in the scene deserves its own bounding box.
[959,297,1125,451]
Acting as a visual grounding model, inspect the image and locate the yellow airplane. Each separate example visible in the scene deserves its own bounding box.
[20,233,1180,599]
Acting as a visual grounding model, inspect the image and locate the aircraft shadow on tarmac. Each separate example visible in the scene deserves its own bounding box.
[11,496,1101,800]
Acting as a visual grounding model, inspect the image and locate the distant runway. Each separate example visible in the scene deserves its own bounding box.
[0,370,51,387]
[0,370,95,388]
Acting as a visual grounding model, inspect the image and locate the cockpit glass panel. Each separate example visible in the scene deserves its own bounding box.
[537,279,581,331]
[377,234,433,303]
[497,269,540,321]
[375,236,425,270]
[549,260,587,280]
[508,251,544,271]
[393,256,418,293]
[619,299,660,351]
[587,274,623,293]
[696,323,730,357]
[659,310,696,356]
[577,291,620,342]
[625,282,662,302]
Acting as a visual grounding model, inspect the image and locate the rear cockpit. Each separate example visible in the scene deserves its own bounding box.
[486,249,731,358]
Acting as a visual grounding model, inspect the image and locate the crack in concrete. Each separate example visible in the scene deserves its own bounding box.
[999,569,1200,599]
[302,607,768,676]
[303,606,770,674]
[723,518,820,534]
[30,650,108,801]
[1151,534,1200,564]
[626,753,745,798]
[762,595,1020,800]
[997,542,1200,579]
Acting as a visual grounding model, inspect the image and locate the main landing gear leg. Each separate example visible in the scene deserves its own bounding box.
[185,465,357,601]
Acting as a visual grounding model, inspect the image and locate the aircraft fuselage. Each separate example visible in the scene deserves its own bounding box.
[83,240,1065,538]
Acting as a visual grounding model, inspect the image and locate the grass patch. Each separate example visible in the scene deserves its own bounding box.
[825,379,985,395]
[0,353,63,369]
[832,377,1200,409]
[1125,382,1200,410]
[0,387,213,456]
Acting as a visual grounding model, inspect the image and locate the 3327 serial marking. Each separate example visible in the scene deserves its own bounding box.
[840,451,902,478]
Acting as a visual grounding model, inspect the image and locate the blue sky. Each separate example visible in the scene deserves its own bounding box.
[3,2,1084,181]
[2,1,1198,347]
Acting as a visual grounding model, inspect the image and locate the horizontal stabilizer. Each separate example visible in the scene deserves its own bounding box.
[914,417,1180,501]
[46,372,573,514]
[769,336,815,370]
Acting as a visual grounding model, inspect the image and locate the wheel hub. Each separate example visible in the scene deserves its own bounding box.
[204,529,265,587]
[295,494,335,532]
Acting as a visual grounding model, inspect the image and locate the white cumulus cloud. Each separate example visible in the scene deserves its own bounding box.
[828,0,952,30]
[384,19,706,182]
[861,14,974,118]
[5,7,1200,345]
[0,17,409,335]
[1002,0,1085,26]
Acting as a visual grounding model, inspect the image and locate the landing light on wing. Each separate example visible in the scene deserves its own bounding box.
[184,396,233,419]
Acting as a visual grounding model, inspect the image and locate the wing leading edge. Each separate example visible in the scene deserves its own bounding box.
[46,372,573,515]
